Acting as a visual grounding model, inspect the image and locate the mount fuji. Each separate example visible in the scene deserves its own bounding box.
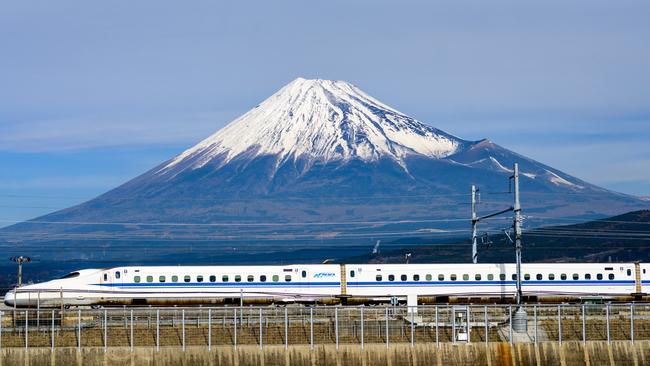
[2,78,647,248]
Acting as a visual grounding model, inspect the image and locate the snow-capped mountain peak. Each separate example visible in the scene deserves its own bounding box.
[160,78,465,174]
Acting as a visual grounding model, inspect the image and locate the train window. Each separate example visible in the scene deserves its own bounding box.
[401,274,407,281]
[134,276,141,283]
[388,275,395,281]
[247,275,254,282]
[450,274,457,281]
[548,274,555,280]
[260,275,267,282]
[585,274,591,280]
[209,275,216,282]
[103,273,108,281]
[413,274,420,281]
[376,275,382,281]
[499,274,506,281]
[115,271,121,279]
[147,276,153,283]
[463,274,469,281]
[350,270,355,278]
[608,274,615,280]
[512,274,517,280]
[536,274,542,281]
[302,271,307,278]
[285,275,292,282]
[644,269,647,274]
[488,274,494,281]
[627,269,632,276]
[524,274,530,281]
[426,274,432,281]
[597,273,603,280]
[438,274,444,281]
[560,274,567,280]
[273,275,279,282]
[572,274,579,280]
[159,276,166,283]
[172,276,178,282]
[475,274,481,281]
[222,275,229,282]
[235,275,241,282]
[197,275,203,283]
[184,275,191,283]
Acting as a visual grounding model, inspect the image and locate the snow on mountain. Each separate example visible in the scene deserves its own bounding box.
[159,78,465,175]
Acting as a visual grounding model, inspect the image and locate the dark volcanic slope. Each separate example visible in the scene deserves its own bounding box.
[353,210,650,264]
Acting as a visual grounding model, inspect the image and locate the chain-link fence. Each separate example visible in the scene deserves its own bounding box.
[1,303,649,350]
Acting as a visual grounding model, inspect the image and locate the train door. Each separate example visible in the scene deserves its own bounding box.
[299,267,310,294]
[101,270,111,286]
[114,269,123,288]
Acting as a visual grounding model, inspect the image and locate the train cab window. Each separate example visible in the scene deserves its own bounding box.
[573,273,579,280]
[247,275,254,282]
[209,275,216,282]
[60,272,81,279]
[222,275,229,282]
[536,274,543,281]
[272,275,279,282]
[627,269,632,276]
[426,274,432,281]
[147,276,153,283]
[512,274,517,280]
[159,276,166,283]
[463,274,469,281]
[475,274,481,281]
[608,274,615,280]
[450,274,457,281]
[285,275,292,282]
[376,275,382,281]
[197,275,203,283]
[401,274,407,281]
[597,273,603,280]
[499,274,506,281]
[103,273,108,281]
[524,274,530,281]
[172,276,178,282]
[413,274,420,281]
[302,271,307,278]
[585,274,591,280]
[438,274,444,281]
[388,275,395,281]
[488,274,494,281]
[260,275,267,282]
[134,276,141,283]
[235,275,241,282]
[560,274,567,280]
[184,275,191,283]
[350,270,355,278]
[115,271,121,279]
[548,274,555,280]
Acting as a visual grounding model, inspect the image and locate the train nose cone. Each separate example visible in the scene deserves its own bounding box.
[3,289,15,307]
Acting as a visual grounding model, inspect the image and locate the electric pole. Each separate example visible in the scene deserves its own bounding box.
[511,163,528,332]
[9,256,31,287]
[471,185,479,263]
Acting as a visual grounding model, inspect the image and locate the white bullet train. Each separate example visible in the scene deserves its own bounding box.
[4,262,650,308]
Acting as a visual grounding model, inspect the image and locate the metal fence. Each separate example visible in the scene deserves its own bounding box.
[0,303,649,350]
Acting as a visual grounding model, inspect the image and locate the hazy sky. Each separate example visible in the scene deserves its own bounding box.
[1,0,649,225]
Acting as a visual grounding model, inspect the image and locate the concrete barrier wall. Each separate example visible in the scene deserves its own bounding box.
[1,341,649,366]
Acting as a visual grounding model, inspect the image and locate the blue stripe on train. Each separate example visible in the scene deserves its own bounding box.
[94,282,341,288]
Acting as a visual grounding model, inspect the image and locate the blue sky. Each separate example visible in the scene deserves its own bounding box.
[1,0,649,226]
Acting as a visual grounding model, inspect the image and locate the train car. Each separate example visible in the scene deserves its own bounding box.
[3,262,648,308]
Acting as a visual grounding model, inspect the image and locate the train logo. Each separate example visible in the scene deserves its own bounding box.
[313,272,336,278]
